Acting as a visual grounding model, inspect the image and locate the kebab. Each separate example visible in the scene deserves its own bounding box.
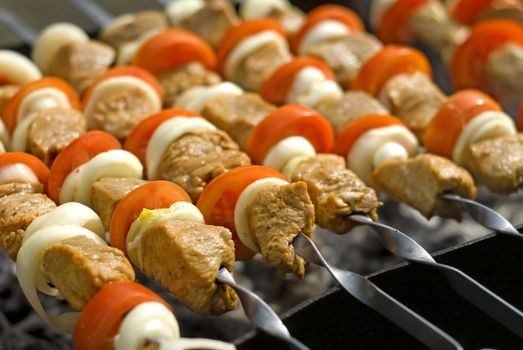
[448,0,523,25]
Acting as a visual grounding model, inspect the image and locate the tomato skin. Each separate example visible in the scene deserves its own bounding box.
[451,19,523,93]
[424,89,502,158]
[332,114,406,157]
[3,77,81,134]
[245,104,334,165]
[0,152,50,189]
[47,131,121,203]
[450,0,494,25]
[73,281,171,350]
[196,166,285,260]
[292,4,363,53]
[82,66,164,106]
[133,29,217,75]
[377,0,431,44]
[124,109,199,164]
[260,56,336,105]
[109,181,191,254]
[352,45,432,97]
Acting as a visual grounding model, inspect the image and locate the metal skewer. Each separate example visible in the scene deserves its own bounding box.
[0,8,37,45]
[66,0,113,28]
[349,214,523,338]
[216,268,310,350]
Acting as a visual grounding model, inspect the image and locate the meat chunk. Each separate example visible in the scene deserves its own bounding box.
[303,33,383,90]
[159,62,222,107]
[268,6,305,36]
[89,87,159,139]
[0,85,18,115]
[291,154,381,234]
[180,0,239,48]
[91,177,146,229]
[27,107,86,165]
[485,43,523,101]
[41,235,135,310]
[202,93,276,148]
[158,130,251,202]
[246,181,314,278]
[0,182,43,198]
[372,154,477,220]
[316,91,388,135]
[478,3,523,25]
[48,40,115,94]
[0,193,56,260]
[234,40,292,92]
[379,72,446,140]
[141,219,237,315]
[464,134,523,194]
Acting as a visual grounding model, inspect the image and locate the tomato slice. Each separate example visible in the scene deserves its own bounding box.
[3,77,81,134]
[377,0,431,44]
[73,281,170,350]
[352,45,432,97]
[517,97,523,132]
[450,0,494,24]
[0,152,50,188]
[82,66,164,106]
[196,165,285,260]
[217,19,286,74]
[124,109,199,164]
[109,181,191,254]
[133,29,217,75]
[292,4,364,53]
[332,114,406,157]
[260,56,336,105]
[47,131,121,203]
[451,19,523,92]
[245,104,334,165]
[424,89,502,158]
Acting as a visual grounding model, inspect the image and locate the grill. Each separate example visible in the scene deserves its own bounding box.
[0,1,522,349]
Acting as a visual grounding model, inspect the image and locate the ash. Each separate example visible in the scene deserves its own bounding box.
[0,190,521,349]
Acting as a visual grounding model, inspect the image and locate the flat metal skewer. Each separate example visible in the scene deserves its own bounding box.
[66,0,113,28]
[350,214,523,339]
[0,8,37,45]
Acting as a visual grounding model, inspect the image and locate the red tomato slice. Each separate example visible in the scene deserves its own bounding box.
[0,152,50,189]
[377,0,431,44]
[3,77,81,134]
[73,281,171,350]
[196,165,285,260]
[245,104,334,165]
[450,0,494,24]
[124,109,199,164]
[332,114,406,157]
[260,56,336,105]
[47,131,121,203]
[352,45,432,97]
[424,89,502,158]
[109,181,191,254]
[217,19,286,74]
[133,29,217,75]
[451,19,523,92]
[82,66,164,106]
[292,4,363,53]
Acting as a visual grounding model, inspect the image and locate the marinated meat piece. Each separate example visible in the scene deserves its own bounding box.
[235,40,292,91]
[180,0,239,48]
[0,193,56,259]
[0,182,43,198]
[380,72,446,140]
[27,107,86,165]
[0,85,18,115]
[202,93,275,148]
[159,62,222,107]
[316,91,388,135]
[268,6,305,36]
[478,3,523,24]
[48,40,115,94]
[158,130,251,201]
[91,177,146,229]
[485,43,523,100]
[372,154,476,220]
[303,33,383,90]
[89,87,159,139]
[464,134,523,194]
[141,219,237,315]
[291,154,381,234]
[246,181,314,278]
[41,235,135,310]
[100,11,168,49]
